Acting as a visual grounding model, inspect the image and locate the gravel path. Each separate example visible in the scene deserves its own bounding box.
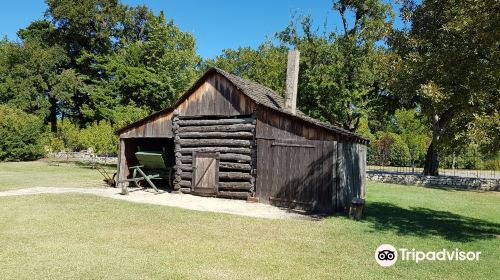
[0,187,307,220]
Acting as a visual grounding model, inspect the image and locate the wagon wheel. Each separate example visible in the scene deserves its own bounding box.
[132,169,146,189]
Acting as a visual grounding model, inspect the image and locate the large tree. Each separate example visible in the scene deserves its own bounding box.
[0,20,82,132]
[390,0,500,175]
[211,0,397,131]
[275,0,396,131]
[0,0,200,130]
[81,10,200,123]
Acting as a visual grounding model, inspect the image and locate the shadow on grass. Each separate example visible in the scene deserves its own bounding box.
[362,202,500,242]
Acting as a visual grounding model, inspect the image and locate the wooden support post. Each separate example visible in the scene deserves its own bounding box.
[119,139,129,195]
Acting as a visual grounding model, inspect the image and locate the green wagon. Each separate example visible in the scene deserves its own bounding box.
[121,150,173,192]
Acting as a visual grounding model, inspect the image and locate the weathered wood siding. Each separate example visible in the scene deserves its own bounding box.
[119,73,255,139]
[173,115,257,199]
[256,139,337,212]
[176,73,255,117]
[256,106,338,141]
[337,142,367,210]
[255,105,367,213]
[120,113,173,138]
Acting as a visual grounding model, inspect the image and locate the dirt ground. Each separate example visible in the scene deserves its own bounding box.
[0,187,307,220]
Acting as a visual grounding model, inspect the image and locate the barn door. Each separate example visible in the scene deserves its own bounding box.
[258,140,337,213]
[192,152,219,195]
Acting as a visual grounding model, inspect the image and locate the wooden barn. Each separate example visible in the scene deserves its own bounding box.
[115,51,368,213]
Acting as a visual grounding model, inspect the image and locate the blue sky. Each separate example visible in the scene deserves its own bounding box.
[0,0,404,59]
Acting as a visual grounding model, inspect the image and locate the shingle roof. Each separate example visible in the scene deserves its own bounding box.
[116,67,368,142]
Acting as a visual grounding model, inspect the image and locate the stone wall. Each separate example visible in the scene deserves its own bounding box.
[367,171,499,191]
[48,150,117,165]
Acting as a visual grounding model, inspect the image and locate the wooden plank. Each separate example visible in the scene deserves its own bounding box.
[176,147,252,155]
[270,144,281,202]
[177,123,255,133]
[331,141,338,211]
[219,162,252,171]
[176,118,255,126]
[337,142,346,211]
[323,141,335,212]
[206,82,215,116]
[118,139,128,195]
[219,172,253,181]
[178,153,251,163]
[217,191,249,200]
[228,85,240,115]
[255,139,267,200]
[120,118,173,138]
[179,172,192,180]
[218,182,253,191]
[360,144,367,198]
[176,139,253,147]
[177,180,191,188]
[271,142,315,148]
[177,131,254,139]
[177,164,192,171]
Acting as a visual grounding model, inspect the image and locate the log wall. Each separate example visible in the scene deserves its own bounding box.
[173,115,257,199]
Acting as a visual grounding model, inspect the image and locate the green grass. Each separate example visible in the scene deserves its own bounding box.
[0,160,115,190]
[0,181,498,279]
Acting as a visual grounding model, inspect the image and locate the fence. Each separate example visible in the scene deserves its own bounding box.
[367,149,500,179]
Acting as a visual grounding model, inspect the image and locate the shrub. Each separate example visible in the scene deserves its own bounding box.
[78,121,118,155]
[0,105,47,161]
[372,132,410,166]
[46,133,66,153]
[483,159,500,171]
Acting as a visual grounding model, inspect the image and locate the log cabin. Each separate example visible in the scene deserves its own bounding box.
[115,51,368,213]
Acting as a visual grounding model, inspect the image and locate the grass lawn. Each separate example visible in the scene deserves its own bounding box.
[0,160,115,191]
[0,179,498,279]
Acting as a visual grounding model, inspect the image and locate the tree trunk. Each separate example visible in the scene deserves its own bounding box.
[423,140,439,176]
[49,96,58,133]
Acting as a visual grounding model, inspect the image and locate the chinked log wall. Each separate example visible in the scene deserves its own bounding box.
[173,115,256,199]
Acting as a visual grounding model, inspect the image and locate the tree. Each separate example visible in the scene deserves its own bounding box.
[82,10,200,122]
[390,0,500,175]
[0,20,83,132]
[0,105,47,161]
[276,0,396,131]
[1,0,200,130]
[389,108,430,164]
[209,43,288,95]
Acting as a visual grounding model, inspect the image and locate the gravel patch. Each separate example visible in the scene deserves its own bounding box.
[0,187,307,220]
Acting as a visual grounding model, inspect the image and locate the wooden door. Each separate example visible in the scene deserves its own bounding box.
[257,139,337,212]
[192,152,219,195]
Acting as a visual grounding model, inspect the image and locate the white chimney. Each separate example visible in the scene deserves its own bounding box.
[285,50,300,115]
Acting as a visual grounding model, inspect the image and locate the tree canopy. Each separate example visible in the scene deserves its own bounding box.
[0,0,200,132]
[0,0,497,170]
[389,0,500,174]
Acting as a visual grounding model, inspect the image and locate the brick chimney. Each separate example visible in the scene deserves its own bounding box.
[285,50,300,115]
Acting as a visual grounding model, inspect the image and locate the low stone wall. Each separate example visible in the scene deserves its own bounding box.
[48,151,117,165]
[367,171,499,191]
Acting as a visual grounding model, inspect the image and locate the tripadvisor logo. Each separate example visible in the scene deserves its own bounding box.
[375,244,481,267]
[375,244,397,267]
